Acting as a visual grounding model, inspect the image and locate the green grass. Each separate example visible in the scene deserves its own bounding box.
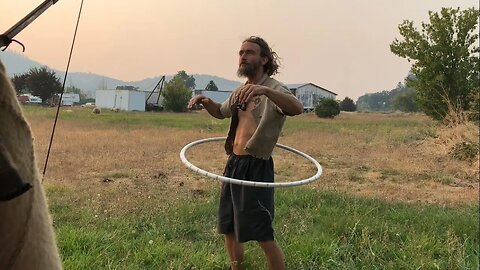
[283,115,433,133]
[47,186,479,270]
[28,106,477,269]
[22,105,230,132]
[24,106,435,136]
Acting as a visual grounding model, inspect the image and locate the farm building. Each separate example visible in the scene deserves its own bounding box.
[286,83,337,112]
[95,89,146,111]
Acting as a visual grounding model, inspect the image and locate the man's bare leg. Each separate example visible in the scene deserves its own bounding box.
[259,240,285,270]
[224,233,244,270]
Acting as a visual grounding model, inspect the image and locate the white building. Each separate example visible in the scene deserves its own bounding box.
[286,83,337,112]
[95,89,146,111]
[56,93,80,106]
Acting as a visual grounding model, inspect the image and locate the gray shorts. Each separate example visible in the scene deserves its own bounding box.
[217,154,275,243]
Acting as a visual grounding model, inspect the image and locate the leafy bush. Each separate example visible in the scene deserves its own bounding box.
[315,98,340,118]
[450,141,479,162]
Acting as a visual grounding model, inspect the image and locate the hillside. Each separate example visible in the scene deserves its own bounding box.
[0,51,242,97]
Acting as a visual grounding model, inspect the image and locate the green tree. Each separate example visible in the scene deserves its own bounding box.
[11,73,28,94]
[356,81,419,112]
[390,7,479,121]
[339,97,356,111]
[205,80,219,91]
[26,66,62,105]
[175,70,196,89]
[392,88,419,112]
[161,76,192,112]
[468,89,479,122]
[315,98,340,118]
[356,91,392,111]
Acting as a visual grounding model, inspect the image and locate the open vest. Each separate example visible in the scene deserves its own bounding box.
[220,73,295,159]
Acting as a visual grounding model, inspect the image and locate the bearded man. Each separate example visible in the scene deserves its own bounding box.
[188,36,303,270]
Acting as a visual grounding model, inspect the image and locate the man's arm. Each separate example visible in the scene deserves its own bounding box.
[236,85,303,116]
[188,95,225,119]
[264,87,303,116]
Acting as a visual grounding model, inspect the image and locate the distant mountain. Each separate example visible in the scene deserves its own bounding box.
[0,51,242,98]
[0,50,44,74]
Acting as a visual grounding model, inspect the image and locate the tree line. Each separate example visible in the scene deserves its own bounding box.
[12,66,63,105]
[11,66,90,105]
[356,81,418,112]
[10,66,221,111]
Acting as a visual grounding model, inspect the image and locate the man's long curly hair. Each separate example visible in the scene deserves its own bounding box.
[243,36,280,76]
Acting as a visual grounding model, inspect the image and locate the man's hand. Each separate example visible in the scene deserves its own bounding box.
[236,84,304,116]
[188,95,209,110]
[235,85,269,104]
[189,94,224,119]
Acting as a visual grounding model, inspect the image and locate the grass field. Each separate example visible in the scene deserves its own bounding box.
[23,105,479,269]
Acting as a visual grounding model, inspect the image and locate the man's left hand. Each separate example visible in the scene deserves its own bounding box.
[235,85,269,104]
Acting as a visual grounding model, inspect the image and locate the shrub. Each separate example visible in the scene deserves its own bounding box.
[450,141,479,162]
[315,98,340,118]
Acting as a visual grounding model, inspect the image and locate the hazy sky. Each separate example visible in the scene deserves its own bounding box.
[1,0,478,99]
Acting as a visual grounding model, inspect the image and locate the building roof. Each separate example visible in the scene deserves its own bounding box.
[286,83,337,96]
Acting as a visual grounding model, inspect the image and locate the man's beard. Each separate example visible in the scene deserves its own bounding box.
[237,61,260,78]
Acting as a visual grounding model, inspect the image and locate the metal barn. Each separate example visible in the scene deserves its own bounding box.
[286,83,337,111]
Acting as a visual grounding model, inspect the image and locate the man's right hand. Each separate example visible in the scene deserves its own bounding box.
[188,95,209,110]
[188,94,224,119]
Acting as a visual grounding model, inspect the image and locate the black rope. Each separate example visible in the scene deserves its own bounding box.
[42,0,84,180]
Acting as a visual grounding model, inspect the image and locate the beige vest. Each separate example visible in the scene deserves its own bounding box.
[220,74,295,159]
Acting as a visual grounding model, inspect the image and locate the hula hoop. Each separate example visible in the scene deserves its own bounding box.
[180,137,322,188]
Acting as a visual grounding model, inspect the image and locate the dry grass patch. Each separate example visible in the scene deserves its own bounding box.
[279,112,478,205]
[31,119,221,214]
[25,109,478,209]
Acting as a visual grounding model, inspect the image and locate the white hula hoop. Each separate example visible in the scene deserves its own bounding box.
[180,137,322,188]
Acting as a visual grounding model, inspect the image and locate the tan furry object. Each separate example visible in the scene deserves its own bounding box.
[0,60,62,269]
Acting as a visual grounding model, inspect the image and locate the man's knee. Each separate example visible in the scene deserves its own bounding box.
[258,240,278,250]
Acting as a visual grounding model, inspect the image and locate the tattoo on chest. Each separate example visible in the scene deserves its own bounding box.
[254,97,261,106]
